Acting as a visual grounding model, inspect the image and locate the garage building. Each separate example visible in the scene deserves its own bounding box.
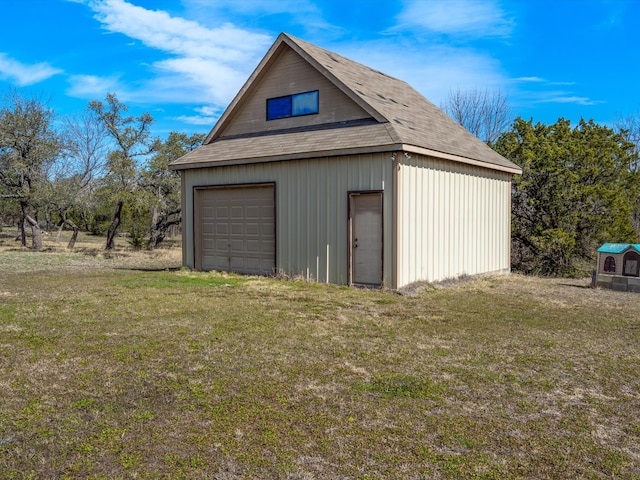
[169,33,522,288]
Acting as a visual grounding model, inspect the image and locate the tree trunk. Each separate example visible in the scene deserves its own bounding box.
[105,200,124,250]
[147,206,160,251]
[55,218,65,243]
[147,209,180,250]
[67,223,79,249]
[24,214,43,250]
[16,219,26,246]
[81,211,91,232]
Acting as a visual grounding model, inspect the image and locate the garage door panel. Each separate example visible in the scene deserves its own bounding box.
[230,238,246,251]
[215,206,228,216]
[245,206,259,218]
[196,185,275,274]
[246,239,262,252]
[230,206,244,218]
[230,222,244,235]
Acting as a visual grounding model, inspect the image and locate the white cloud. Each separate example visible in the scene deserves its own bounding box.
[0,53,62,86]
[172,105,224,126]
[67,74,123,98]
[512,77,598,108]
[516,76,546,83]
[153,57,246,105]
[89,0,270,62]
[182,0,340,37]
[395,0,513,38]
[539,94,603,106]
[81,0,273,106]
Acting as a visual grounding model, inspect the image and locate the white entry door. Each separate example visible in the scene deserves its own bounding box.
[350,192,383,286]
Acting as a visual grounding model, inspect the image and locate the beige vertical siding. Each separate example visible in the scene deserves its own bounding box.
[396,154,512,286]
[182,153,394,285]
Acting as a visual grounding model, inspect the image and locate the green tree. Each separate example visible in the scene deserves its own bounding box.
[142,131,204,249]
[495,117,639,275]
[0,92,64,249]
[89,93,154,250]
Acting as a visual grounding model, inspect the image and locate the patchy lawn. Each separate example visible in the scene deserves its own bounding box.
[0,233,638,478]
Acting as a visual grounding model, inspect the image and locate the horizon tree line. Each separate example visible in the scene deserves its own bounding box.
[1,88,639,276]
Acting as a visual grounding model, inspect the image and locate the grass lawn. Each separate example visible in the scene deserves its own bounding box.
[0,230,638,479]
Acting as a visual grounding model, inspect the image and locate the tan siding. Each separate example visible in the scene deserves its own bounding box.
[220,48,370,138]
[396,154,511,286]
[598,252,622,275]
[182,153,393,285]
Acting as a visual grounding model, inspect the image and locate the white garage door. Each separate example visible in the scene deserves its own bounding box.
[195,184,275,275]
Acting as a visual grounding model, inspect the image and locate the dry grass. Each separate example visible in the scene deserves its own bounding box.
[0,229,639,479]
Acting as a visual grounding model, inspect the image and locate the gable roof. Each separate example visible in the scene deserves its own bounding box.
[170,33,522,174]
[597,243,640,254]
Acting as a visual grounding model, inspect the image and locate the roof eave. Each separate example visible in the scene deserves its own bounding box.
[169,144,400,171]
[169,143,522,175]
[402,144,522,174]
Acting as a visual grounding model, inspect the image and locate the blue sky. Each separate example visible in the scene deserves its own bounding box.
[1,0,638,138]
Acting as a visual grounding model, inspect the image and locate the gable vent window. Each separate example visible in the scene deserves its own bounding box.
[267,90,318,120]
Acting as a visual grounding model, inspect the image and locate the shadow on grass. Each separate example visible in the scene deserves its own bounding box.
[559,282,592,289]
[114,266,183,272]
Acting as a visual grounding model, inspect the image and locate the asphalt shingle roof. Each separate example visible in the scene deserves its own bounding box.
[170,33,521,174]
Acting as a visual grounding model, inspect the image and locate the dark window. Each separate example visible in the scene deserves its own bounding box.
[266,96,291,120]
[267,90,318,120]
[604,256,616,273]
[623,251,640,277]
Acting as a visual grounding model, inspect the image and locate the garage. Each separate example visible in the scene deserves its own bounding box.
[171,33,521,287]
[194,184,275,275]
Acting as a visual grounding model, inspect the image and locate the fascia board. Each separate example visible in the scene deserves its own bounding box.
[402,144,523,175]
[203,34,289,144]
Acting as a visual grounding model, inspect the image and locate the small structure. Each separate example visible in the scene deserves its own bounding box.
[170,33,522,288]
[594,243,640,292]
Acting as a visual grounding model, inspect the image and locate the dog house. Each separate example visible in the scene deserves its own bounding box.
[594,243,640,292]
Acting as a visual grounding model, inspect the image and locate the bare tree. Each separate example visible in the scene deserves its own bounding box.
[47,110,109,248]
[615,110,640,162]
[615,110,640,234]
[440,87,512,145]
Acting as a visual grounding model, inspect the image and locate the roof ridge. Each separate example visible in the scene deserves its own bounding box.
[181,32,522,174]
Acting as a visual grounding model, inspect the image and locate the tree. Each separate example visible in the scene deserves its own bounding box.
[88,94,154,250]
[614,110,640,234]
[440,87,511,145]
[0,91,64,249]
[46,110,108,248]
[494,117,640,275]
[142,132,204,249]
[615,110,640,157]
